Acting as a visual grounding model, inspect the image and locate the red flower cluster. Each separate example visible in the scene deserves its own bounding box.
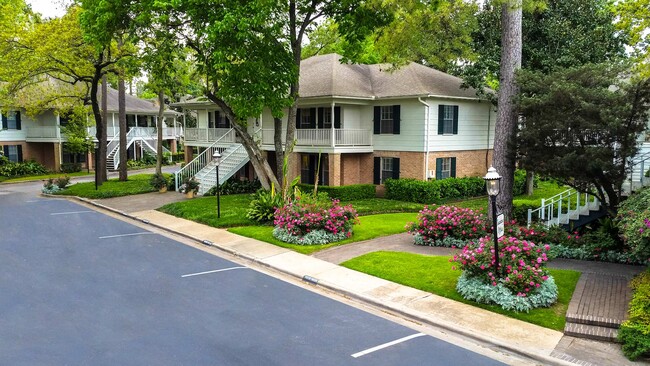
[406,205,488,242]
[274,199,359,237]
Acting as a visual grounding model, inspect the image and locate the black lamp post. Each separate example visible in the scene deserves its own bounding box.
[85,136,91,174]
[94,140,99,191]
[483,166,502,277]
[213,150,222,218]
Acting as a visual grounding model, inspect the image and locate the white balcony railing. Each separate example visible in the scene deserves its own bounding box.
[185,128,235,143]
[261,128,371,147]
[26,126,60,139]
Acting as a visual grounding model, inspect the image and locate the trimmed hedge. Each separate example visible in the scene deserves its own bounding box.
[298,184,376,201]
[385,170,532,204]
[385,177,486,203]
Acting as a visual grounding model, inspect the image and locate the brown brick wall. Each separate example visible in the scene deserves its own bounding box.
[428,149,493,178]
[340,153,374,185]
[1,141,59,170]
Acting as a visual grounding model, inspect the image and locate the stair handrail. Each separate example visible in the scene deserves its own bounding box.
[174,128,235,190]
[200,144,246,181]
[109,128,139,170]
[628,151,650,188]
[197,144,248,195]
[527,188,599,228]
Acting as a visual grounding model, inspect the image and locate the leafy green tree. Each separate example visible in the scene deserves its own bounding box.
[615,0,650,77]
[516,64,650,214]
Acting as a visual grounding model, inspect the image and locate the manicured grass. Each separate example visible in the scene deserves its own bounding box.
[54,173,172,199]
[158,194,257,228]
[341,251,581,331]
[339,198,424,215]
[228,212,419,255]
[1,171,93,183]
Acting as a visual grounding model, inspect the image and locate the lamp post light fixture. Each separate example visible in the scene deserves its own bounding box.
[483,166,502,277]
[213,150,222,218]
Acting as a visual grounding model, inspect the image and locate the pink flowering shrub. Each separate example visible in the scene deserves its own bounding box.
[406,205,488,245]
[451,236,551,296]
[274,199,359,238]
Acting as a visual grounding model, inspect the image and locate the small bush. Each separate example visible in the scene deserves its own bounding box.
[385,176,486,203]
[179,177,200,194]
[247,189,284,223]
[0,159,48,177]
[619,269,650,360]
[60,163,82,173]
[205,177,261,196]
[54,176,70,189]
[406,205,489,245]
[298,184,376,201]
[149,172,168,190]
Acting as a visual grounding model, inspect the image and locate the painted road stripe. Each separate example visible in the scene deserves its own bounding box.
[182,267,247,278]
[351,333,426,358]
[98,232,156,239]
[50,210,95,216]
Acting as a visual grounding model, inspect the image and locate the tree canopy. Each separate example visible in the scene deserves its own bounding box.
[516,63,650,213]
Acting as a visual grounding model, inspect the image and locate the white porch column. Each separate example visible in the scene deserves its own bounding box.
[331,102,335,148]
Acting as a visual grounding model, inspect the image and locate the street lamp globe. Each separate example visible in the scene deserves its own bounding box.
[483,166,502,197]
[212,151,221,165]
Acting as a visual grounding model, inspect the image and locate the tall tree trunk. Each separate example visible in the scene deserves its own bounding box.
[118,74,128,181]
[493,1,522,220]
[273,117,284,180]
[525,170,534,195]
[98,74,108,183]
[156,90,164,176]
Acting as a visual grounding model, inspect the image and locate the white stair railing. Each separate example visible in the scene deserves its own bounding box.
[174,128,236,190]
[196,144,249,195]
[627,151,650,193]
[527,188,600,227]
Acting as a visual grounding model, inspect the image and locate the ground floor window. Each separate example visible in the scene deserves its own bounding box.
[373,157,400,184]
[435,157,456,179]
[300,153,329,185]
[2,145,23,162]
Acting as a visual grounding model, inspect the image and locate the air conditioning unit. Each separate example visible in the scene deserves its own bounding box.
[428,170,435,179]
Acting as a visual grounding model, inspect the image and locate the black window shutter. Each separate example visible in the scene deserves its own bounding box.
[392,158,400,179]
[438,105,444,134]
[451,157,457,178]
[435,158,443,179]
[15,111,21,130]
[452,106,459,134]
[393,105,400,134]
[373,106,380,134]
[334,106,341,129]
[296,109,301,129]
[2,113,7,130]
[373,157,381,184]
[317,108,324,129]
[17,145,23,162]
[2,146,8,157]
[310,108,316,129]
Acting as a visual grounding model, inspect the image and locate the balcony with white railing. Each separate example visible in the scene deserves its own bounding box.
[25,126,60,140]
[184,128,236,144]
[262,128,372,149]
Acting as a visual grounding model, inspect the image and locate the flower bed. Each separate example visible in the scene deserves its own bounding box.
[451,236,558,312]
[406,205,488,246]
[272,199,359,245]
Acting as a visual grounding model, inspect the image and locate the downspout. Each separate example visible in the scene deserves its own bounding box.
[486,105,492,170]
[418,97,430,180]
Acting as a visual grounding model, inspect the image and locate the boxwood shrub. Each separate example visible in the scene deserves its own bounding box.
[385,177,485,203]
[618,269,650,360]
[297,184,376,201]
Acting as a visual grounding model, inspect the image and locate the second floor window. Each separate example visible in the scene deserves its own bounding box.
[2,110,21,130]
[438,105,458,135]
[373,105,400,135]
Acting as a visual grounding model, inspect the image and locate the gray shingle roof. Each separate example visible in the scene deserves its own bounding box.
[101,87,180,115]
[299,53,484,100]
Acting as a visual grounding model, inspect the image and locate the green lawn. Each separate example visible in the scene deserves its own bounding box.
[54,173,171,199]
[158,194,258,228]
[228,212,418,255]
[341,251,581,331]
[447,180,568,212]
[339,198,423,215]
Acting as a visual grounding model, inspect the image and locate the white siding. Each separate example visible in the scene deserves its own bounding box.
[0,108,42,142]
[373,100,426,152]
[427,99,495,152]
[196,109,209,128]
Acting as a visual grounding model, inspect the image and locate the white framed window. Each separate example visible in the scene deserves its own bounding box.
[300,108,312,128]
[322,108,332,129]
[6,145,20,162]
[381,157,393,183]
[439,157,451,179]
[380,106,393,134]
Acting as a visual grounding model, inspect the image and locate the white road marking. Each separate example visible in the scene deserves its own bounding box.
[351,333,426,358]
[181,266,247,278]
[98,232,156,239]
[50,210,95,216]
[25,200,43,203]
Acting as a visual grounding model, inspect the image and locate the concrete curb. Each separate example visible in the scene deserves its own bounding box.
[71,195,575,366]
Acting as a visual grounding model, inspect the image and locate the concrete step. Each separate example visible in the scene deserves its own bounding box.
[565,313,622,329]
[564,322,619,343]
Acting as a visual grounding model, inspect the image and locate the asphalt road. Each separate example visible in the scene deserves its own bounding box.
[0,191,505,366]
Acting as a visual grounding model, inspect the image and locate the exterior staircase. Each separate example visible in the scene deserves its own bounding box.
[174,129,249,195]
[622,151,650,195]
[527,189,604,228]
[106,127,171,171]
